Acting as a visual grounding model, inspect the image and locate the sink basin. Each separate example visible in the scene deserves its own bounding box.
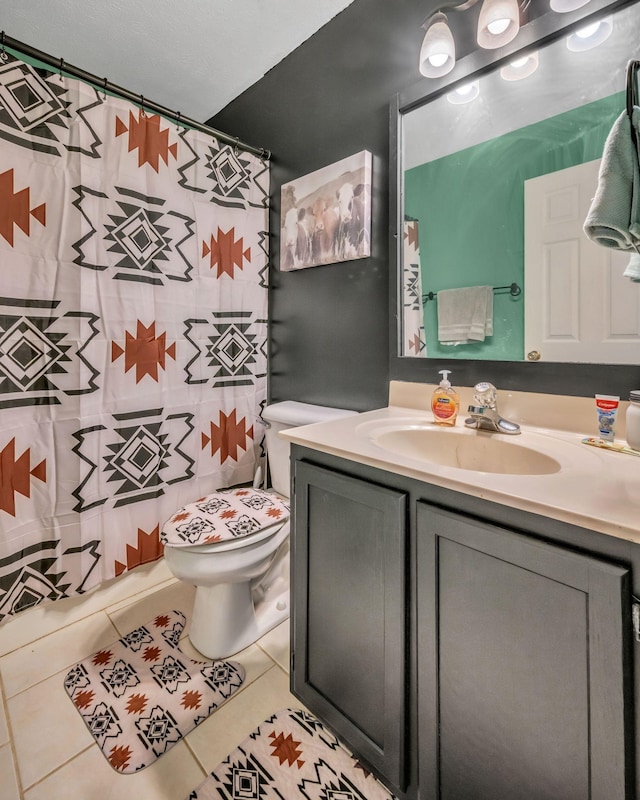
[363,423,562,475]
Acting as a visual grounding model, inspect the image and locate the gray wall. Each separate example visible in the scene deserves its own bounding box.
[210,0,640,409]
[210,0,432,411]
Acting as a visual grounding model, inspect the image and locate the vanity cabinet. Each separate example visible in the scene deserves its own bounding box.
[291,460,408,790]
[417,502,631,800]
[290,446,635,800]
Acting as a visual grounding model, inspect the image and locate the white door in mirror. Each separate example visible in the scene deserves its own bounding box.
[525,159,640,364]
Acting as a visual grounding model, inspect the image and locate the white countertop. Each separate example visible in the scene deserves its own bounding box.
[280,382,640,544]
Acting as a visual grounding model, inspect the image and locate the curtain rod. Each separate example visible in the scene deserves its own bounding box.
[0,31,270,161]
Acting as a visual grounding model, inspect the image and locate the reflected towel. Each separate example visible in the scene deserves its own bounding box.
[624,253,640,281]
[584,108,640,252]
[437,285,494,344]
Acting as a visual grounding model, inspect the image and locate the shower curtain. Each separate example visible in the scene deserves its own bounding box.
[402,217,427,356]
[0,53,269,623]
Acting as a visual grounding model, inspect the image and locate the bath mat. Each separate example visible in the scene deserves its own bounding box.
[186,707,398,800]
[64,610,245,773]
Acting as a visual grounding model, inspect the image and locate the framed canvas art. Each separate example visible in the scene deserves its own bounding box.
[280,150,372,270]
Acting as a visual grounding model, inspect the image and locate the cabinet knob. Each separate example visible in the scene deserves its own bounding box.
[527,350,541,361]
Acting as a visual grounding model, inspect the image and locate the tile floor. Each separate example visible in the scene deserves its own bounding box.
[0,559,302,800]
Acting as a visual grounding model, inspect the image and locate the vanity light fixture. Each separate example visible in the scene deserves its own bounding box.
[419,0,522,78]
[446,80,480,103]
[419,0,597,77]
[499,50,539,80]
[566,14,612,51]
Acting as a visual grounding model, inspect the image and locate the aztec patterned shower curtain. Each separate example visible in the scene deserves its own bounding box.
[0,53,269,623]
[402,217,426,357]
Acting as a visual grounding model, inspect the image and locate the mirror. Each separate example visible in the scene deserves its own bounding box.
[397,0,640,366]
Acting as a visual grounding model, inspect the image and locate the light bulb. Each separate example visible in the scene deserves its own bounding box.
[447,80,480,104]
[500,50,539,80]
[566,15,612,51]
[576,21,600,38]
[487,18,511,35]
[428,52,449,68]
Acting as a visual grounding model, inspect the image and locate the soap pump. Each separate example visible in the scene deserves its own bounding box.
[431,369,460,426]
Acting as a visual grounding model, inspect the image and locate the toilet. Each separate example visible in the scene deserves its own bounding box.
[161,401,357,659]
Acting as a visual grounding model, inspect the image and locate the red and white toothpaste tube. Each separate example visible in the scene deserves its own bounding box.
[595,394,620,442]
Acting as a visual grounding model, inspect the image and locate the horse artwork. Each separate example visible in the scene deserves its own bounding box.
[280,150,372,270]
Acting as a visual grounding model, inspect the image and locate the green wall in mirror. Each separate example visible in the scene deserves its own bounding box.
[404,92,621,361]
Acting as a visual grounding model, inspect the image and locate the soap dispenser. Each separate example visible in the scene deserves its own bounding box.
[431,370,460,426]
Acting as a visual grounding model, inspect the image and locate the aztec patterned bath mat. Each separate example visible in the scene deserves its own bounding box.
[64,610,245,773]
[186,707,398,800]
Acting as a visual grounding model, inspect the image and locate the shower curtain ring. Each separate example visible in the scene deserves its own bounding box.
[101,77,108,101]
[234,137,240,157]
[58,57,65,80]
[140,95,146,116]
[0,32,7,62]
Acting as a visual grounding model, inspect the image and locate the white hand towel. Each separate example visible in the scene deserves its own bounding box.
[437,286,494,344]
[624,252,640,281]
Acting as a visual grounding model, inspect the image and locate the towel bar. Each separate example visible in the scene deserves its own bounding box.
[422,282,521,304]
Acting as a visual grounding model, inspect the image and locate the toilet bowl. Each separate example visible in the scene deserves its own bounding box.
[162,491,290,659]
[161,401,358,659]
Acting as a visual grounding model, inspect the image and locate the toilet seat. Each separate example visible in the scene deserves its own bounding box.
[161,487,290,551]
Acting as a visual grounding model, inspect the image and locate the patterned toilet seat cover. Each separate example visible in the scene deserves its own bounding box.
[161,488,290,548]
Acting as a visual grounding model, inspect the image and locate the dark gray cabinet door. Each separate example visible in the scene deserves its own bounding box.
[292,460,408,791]
[417,502,633,800]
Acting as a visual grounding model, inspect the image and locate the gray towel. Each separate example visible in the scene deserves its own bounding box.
[584,108,640,252]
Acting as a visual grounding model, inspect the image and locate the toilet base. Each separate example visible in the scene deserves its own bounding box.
[189,552,290,660]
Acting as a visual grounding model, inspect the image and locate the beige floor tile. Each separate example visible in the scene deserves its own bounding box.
[257,619,290,672]
[0,559,174,657]
[0,611,119,698]
[186,665,305,775]
[8,669,95,789]
[24,738,205,800]
[107,580,196,636]
[0,687,8,746]
[0,743,21,800]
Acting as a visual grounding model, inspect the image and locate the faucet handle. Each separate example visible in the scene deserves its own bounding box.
[472,381,497,410]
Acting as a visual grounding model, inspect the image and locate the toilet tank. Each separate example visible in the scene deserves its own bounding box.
[262,401,358,497]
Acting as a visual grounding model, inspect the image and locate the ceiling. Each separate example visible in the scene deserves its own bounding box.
[1,0,356,122]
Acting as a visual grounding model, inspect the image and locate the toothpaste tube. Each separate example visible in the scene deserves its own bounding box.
[595,394,620,442]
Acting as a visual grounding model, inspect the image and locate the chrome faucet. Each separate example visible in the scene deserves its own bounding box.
[464,382,521,435]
